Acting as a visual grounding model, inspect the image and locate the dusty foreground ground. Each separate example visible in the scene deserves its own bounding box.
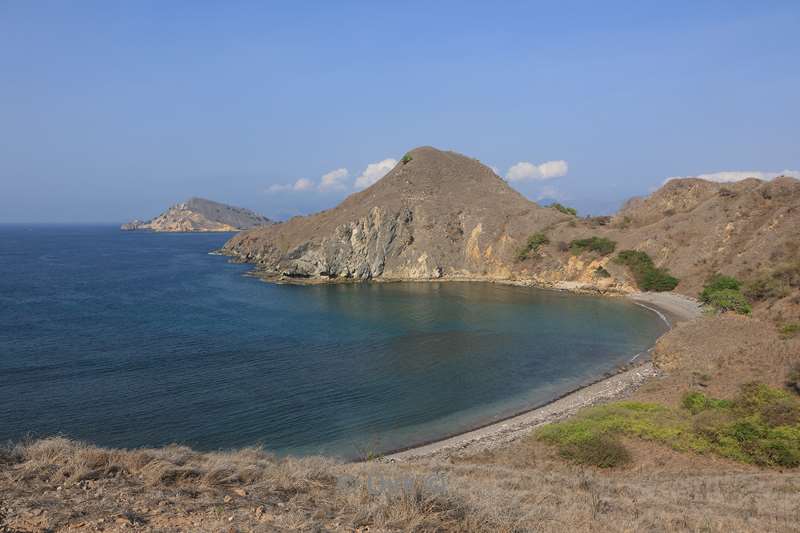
[2,315,799,532]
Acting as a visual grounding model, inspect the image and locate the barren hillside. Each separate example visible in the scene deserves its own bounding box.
[224,146,800,321]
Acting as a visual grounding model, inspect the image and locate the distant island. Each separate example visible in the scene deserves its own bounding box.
[121,197,272,232]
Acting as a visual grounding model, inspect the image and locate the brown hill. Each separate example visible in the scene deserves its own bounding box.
[224,147,567,280]
[610,176,800,293]
[224,147,800,321]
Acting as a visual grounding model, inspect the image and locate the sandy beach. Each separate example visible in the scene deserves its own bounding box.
[383,291,702,462]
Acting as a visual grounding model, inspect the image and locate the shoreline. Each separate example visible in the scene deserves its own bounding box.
[233,266,704,462]
[235,265,704,462]
[382,291,701,462]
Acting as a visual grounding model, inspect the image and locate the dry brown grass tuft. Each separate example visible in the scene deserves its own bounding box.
[0,438,512,532]
[4,434,800,532]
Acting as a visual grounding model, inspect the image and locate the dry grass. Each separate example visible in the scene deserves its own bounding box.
[0,437,512,532]
[4,433,800,532]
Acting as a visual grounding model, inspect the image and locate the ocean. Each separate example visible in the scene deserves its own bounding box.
[0,225,668,457]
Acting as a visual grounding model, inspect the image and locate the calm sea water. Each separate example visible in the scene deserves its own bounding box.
[0,225,667,458]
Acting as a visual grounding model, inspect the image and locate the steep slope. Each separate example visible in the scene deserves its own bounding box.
[224,147,567,280]
[609,176,800,295]
[122,198,272,232]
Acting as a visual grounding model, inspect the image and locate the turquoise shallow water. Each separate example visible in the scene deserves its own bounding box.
[0,225,668,458]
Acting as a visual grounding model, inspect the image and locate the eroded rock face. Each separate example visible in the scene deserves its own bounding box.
[273,207,414,279]
[122,198,272,232]
[224,147,568,281]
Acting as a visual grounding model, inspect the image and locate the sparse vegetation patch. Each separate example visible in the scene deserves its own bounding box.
[744,276,790,301]
[614,250,679,292]
[773,259,800,288]
[537,383,800,467]
[549,202,577,216]
[780,323,800,339]
[789,364,800,394]
[743,259,800,305]
[401,153,413,164]
[594,266,611,278]
[569,236,616,256]
[516,232,549,261]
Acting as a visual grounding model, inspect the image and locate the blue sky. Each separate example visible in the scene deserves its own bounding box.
[1,1,798,223]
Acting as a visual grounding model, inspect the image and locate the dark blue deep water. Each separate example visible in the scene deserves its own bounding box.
[0,225,668,457]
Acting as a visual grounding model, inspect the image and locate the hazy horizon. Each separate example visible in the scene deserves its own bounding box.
[2,1,799,223]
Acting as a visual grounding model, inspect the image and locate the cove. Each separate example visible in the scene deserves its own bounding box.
[0,225,669,458]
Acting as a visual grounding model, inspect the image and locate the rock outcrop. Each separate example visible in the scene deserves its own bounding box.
[224,147,572,282]
[122,198,272,232]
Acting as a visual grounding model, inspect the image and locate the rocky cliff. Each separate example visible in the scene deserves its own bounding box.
[122,198,272,232]
[223,146,800,320]
[224,147,569,282]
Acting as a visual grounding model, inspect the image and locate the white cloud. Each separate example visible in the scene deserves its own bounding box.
[266,169,351,194]
[292,178,314,191]
[319,168,349,191]
[354,158,398,189]
[266,178,315,193]
[537,160,569,179]
[506,160,568,182]
[664,170,800,185]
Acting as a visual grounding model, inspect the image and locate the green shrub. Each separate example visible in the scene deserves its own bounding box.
[615,250,652,270]
[549,203,577,216]
[614,250,679,292]
[641,269,680,292]
[682,391,733,414]
[537,383,800,467]
[569,237,616,256]
[700,274,742,303]
[705,289,752,314]
[515,232,550,261]
[700,274,751,314]
[401,153,413,164]
[557,434,632,468]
